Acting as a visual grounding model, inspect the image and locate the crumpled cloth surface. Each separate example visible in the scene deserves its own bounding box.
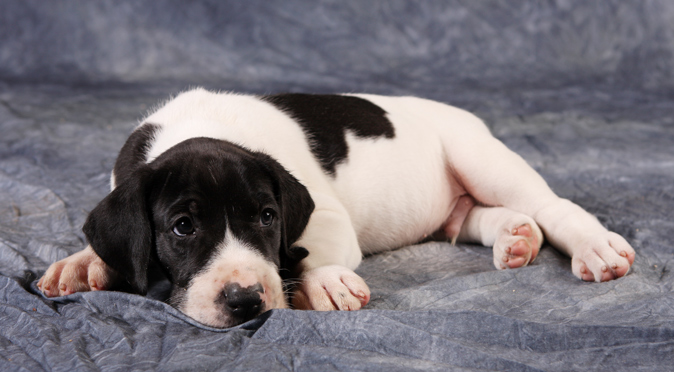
[1,1,673,371]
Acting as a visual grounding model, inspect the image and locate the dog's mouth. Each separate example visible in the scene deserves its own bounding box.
[172,243,288,328]
[178,279,286,328]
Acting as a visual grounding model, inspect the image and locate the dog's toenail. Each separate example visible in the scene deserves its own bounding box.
[601,266,608,272]
[620,251,627,257]
[611,263,618,269]
[59,283,66,291]
[505,247,511,254]
[503,257,509,262]
[580,267,586,274]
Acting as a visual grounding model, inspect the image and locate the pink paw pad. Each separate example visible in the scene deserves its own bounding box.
[499,224,540,269]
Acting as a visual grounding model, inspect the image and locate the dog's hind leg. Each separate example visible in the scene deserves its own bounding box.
[439,114,635,281]
[457,206,544,270]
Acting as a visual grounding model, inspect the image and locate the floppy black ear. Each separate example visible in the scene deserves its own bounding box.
[83,167,154,294]
[257,153,314,267]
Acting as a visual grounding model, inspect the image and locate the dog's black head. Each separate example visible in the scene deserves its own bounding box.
[83,137,314,327]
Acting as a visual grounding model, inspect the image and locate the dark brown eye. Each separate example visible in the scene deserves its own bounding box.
[173,217,195,236]
[260,209,274,227]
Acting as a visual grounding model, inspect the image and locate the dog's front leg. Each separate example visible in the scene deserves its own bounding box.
[38,245,118,297]
[291,192,370,311]
[457,205,544,270]
[292,264,370,311]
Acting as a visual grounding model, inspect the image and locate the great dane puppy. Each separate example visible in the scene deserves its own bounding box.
[38,89,635,328]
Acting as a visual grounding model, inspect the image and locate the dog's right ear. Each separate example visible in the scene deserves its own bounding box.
[83,167,154,295]
[254,152,314,267]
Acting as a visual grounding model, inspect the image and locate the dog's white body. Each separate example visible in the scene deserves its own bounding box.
[39,89,635,326]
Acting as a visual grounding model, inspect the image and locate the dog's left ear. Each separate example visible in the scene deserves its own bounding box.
[256,153,314,266]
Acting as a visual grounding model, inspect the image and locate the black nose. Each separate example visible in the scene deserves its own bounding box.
[222,283,264,321]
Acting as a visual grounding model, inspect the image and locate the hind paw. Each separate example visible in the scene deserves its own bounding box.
[494,218,543,270]
[571,232,635,282]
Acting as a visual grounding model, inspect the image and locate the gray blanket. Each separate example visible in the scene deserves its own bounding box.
[1,1,673,371]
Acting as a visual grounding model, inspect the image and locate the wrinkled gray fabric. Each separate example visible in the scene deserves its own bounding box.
[1,1,673,371]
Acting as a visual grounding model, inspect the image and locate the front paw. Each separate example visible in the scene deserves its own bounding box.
[292,265,370,311]
[37,246,116,297]
[571,232,635,282]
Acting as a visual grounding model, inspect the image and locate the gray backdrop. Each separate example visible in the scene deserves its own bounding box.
[1,1,673,371]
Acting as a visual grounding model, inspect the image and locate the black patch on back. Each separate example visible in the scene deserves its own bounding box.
[113,123,160,186]
[261,94,395,175]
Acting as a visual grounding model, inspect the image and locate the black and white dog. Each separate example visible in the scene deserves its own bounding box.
[38,89,635,328]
